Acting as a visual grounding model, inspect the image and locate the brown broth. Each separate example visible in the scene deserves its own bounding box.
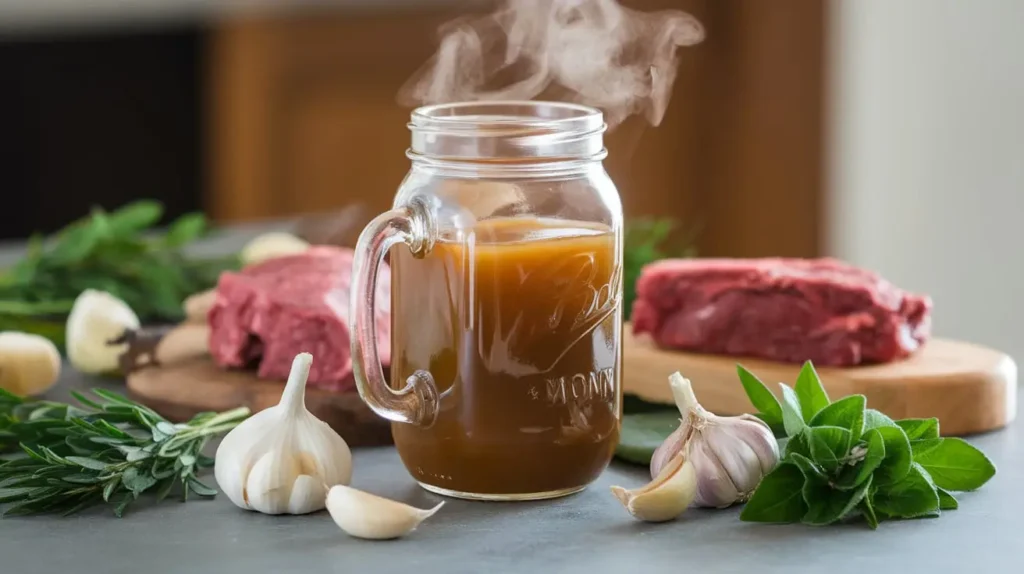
[390,217,622,497]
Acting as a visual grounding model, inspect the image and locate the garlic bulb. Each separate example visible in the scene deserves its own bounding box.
[650,372,779,508]
[240,232,310,266]
[214,353,352,515]
[0,331,61,396]
[326,485,444,540]
[65,289,140,375]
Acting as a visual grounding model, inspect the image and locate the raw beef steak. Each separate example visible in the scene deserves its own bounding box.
[208,246,390,391]
[631,258,932,366]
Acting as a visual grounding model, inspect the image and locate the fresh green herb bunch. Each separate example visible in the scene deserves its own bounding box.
[738,362,996,528]
[0,388,249,517]
[622,218,696,320]
[0,200,239,346]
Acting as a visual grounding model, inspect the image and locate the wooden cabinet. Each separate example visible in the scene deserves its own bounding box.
[207,0,825,257]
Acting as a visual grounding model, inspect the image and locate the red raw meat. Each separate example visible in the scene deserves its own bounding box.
[208,246,390,391]
[631,258,932,367]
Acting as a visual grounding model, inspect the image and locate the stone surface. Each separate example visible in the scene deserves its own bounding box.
[0,367,1021,574]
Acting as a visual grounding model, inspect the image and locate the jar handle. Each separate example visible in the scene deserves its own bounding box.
[350,201,439,427]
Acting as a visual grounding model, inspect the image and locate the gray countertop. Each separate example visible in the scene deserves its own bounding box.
[0,229,1022,574]
[1,369,1021,573]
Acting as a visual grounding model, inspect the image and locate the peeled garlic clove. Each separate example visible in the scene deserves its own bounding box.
[65,289,140,375]
[611,452,698,522]
[240,232,310,266]
[0,331,61,396]
[326,485,444,540]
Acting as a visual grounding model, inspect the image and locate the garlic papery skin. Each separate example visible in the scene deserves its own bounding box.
[610,446,699,523]
[650,372,780,508]
[214,352,352,515]
[326,485,444,540]
[65,289,140,375]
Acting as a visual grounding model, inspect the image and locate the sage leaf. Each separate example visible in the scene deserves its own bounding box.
[794,361,830,421]
[836,429,885,490]
[789,453,828,484]
[809,395,866,443]
[910,437,944,458]
[779,384,806,436]
[859,497,879,529]
[108,200,163,235]
[155,478,176,502]
[863,408,898,430]
[913,437,996,491]
[802,475,872,526]
[615,410,679,465]
[784,432,811,459]
[164,213,207,247]
[102,480,119,502]
[740,463,808,523]
[937,487,959,510]
[737,364,785,436]
[896,418,940,441]
[872,463,940,519]
[870,426,912,486]
[807,426,852,474]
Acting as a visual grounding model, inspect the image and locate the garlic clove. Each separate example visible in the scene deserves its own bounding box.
[288,474,328,515]
[0,331,62,396]
[240,232,310,266]
[65,289,140,375]
[245,449,301,515]
[326,485,444,540]
[611,452,698,522]
[689,436,741,509]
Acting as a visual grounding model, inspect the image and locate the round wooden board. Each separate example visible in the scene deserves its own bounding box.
[126,358,393,447]
[623,327,1018,436]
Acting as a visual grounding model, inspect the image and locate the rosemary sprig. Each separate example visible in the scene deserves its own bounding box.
[0,388,249,517]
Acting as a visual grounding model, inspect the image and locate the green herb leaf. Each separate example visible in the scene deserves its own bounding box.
[806,426,852,474]
[864,409,898,430]
[802,475,872,526]
[615,410,679,465]
[778,384,806,436]
[870,426,913,486]
[936,487,959,510]
[789,452,828,483]
[783,432,811,459]
[66,456,110,471]
[740,463,808,523]
[910,437,943,458]
[794,361,830,421]
[107,200,163,235]
[809,395,865,443]
[163,213,208,247]
[186,478,218,497]
[737,364,785,436]
[871,463,940,519]
[896,418,940,441]
[836,428,885,490]
[859,497,879,529]
[913,437,996,491]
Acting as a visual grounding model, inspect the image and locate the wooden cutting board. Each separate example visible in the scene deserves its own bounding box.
[122,324,393,447]
[622,327,1018,436]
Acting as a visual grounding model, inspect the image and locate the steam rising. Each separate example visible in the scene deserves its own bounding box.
[398,0,704,129]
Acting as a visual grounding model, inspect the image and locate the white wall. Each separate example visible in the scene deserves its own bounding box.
[827,0,1024,359]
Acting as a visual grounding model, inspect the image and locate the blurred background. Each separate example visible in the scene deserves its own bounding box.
[0,0,1021,357]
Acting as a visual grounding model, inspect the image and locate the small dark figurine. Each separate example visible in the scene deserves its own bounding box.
[110,326,174,374]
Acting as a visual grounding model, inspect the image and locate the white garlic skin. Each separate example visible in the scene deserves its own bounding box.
[65,289,140,375]
[650,373,779,508]
[215,353,352,515]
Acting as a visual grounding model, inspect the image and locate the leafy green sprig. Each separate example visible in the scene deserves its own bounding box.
[0,388,248,517]
[622,218,697,320]
[738,362,996,528]
[0,200,240,346]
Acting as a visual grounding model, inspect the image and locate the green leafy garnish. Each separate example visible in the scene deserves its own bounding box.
[622,217,696,320]
[0,200,240,346]
[615,410,680,465]
[737,361,996,528]
[0,388,248,517]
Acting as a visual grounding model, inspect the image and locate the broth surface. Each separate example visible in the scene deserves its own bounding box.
[390,217,622,496]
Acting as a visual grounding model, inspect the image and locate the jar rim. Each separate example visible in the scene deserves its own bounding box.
[408,101,607,162]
